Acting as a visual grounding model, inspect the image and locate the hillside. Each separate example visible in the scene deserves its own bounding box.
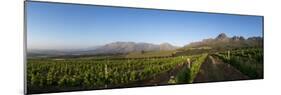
[183,33,263,50]
[83,42,178,54]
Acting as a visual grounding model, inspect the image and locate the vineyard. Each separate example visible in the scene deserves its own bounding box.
[169,54,207,84]
[214,48,263,79]
[27,47,263,94]
[27,54,208,93]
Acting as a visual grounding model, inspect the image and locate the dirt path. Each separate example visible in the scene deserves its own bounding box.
[193,55,249,83]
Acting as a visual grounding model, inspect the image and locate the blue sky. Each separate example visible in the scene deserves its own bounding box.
[27,2,263,50]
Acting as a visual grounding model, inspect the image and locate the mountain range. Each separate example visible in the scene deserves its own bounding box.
[27,33,263,57]
[79,42,178,55]
[27,42,178,57]
[184,33,263,50]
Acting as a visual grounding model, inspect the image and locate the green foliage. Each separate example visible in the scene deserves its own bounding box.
[175,68,190,83]
[27,55,192,90]
[126,50,175,58]
[214,48,263,79]
[175,54,208,83]
[188,54,208,83]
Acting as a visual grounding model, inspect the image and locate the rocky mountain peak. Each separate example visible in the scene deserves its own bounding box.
[232,36,245,41]
[216,33,228,40]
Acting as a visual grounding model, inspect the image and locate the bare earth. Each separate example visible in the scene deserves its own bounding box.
[193,55,249,83]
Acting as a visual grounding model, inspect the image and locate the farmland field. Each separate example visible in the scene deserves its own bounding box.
[27,54,208,93]
[214,48,263,79]
[27,47,263,93]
